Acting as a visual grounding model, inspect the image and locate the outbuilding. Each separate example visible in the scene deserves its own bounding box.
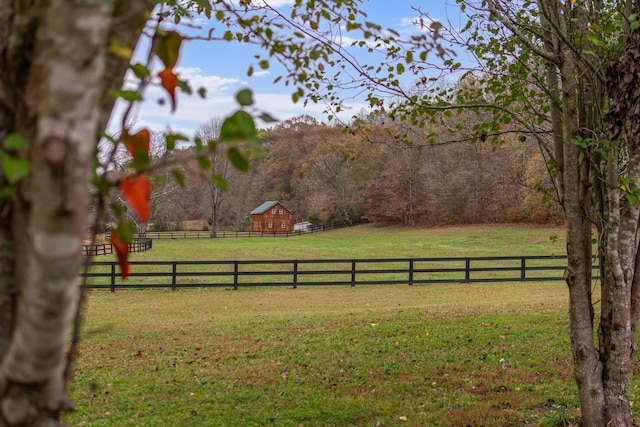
[250,201,293,233]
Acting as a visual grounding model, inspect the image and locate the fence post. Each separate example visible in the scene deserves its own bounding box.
[409,260,414,286]
[172,262,177,291]
[351,261,357,287]
[110,263,116,293]
[233,261,239,290]
[293,261,298,289]
[465,258,471,283]
[520,257,526,281]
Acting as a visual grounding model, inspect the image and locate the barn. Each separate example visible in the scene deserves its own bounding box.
[250,201,293,233]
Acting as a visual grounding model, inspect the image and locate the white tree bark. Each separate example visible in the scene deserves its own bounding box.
[0,1,151,425]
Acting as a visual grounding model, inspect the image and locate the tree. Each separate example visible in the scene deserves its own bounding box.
[194,117,232,237]
[376,0,639,423]
[0,2,410,424]
[0,2,153,424]
[256,0,640,421]
[452,1,640,423]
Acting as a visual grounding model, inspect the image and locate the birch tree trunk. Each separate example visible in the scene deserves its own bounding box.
[0,1,150,425]
[462,0,638,423]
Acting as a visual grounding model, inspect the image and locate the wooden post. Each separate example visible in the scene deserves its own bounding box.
[110,263,116,293]
[409,260,414,286]
[351,261,357,287]
[172,262,177,291]
[293,261,298,289]
[233,261,239,290]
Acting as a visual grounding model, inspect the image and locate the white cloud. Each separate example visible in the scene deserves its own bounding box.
[253,0,296,7]
[107,63,371,140]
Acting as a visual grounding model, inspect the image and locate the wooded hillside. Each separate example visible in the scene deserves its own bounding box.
[126,113,559,231]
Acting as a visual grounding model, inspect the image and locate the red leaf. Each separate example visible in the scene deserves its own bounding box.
[121,176,152,223]
[110,233,130,280]
[123,129,150,162]
[158,68,178,112]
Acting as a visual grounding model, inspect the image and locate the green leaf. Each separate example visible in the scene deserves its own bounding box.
[194,136,204,152]
[585,34,605,47]
[171,168,186,187]
[155,30,183,69]
[108,89,142,102]
[165,133,188,151]
[405,51,413,63]
[220,111,257,143]
[236,89,254,106]
[227,148,249,172]
[197,154,211,170]
[3,133,28,150]
[131,63,150,79]
[1,153,30,184]
[110,200,125,217]
[211,174,228,191]
[115,220,136,242]
[259,113,278,123]
[0,186,15,198]
[177,79,191,95]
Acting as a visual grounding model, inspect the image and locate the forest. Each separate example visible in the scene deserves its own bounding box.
[117,112,561,234]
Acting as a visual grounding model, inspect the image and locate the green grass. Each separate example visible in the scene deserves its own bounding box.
[86,224,568,288]
[67,224,632,426]
[67,283,585,427]
[125,223,567,261]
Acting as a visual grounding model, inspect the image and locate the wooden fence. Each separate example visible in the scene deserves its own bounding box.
[104,219,369,240]
[82,238,153,257]
[80,255,597,292]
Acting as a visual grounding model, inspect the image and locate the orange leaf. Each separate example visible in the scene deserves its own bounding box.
[110,232,130,280]
[121,176,152,223]
[158,68,178,112]
[123,129,150,162]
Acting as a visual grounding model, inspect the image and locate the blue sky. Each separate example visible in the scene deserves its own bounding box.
[113,0,461,138]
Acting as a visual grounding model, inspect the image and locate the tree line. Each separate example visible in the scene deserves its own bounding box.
[130,113,560,233]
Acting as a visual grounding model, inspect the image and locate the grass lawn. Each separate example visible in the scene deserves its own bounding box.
[66,224,639,426]
[117,223,567,262]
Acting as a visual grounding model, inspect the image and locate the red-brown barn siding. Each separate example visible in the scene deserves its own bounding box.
[250,201,293,233]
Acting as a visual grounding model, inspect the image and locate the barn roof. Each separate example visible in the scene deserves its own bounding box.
[251,201,284,214]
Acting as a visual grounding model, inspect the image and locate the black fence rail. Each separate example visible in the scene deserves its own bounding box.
[83,238,153,257]
[104,219,369,240]
[81,255,597,292]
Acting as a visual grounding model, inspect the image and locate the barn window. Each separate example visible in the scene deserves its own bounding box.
[271,208,276,214]
[281,222,286,228]
[279,209,283,214]
[268,222,273,228]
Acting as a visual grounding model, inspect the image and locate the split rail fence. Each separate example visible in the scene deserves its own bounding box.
[81,255,598,292]
[104,219,369,240]
[82,238,153,257]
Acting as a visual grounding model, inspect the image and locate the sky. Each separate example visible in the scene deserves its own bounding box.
[111,0,463,139]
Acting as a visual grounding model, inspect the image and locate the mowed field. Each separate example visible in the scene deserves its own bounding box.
[65,224,640,426]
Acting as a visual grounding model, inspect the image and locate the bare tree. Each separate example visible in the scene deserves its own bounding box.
[193,117,231,237]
